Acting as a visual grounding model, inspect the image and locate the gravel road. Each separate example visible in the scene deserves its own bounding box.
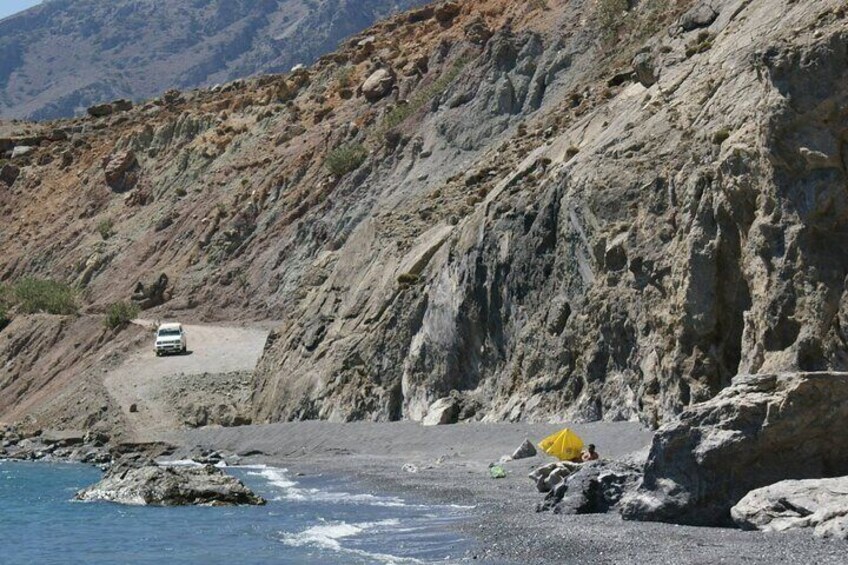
[104,322,268,440]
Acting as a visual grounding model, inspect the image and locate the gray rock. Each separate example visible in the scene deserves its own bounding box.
[76,464,266,506]
[632,52,657,87]
[529,461,583,493]
[40,429,86,447]
[421,396,460,426]
[512,439,537,460]
[103,149,138,191]
[621,373,848,526]
[87,103,114,118]
[0,163,20,186]
[679,3,718,32]
[538,460,642,514]
[11,146,35,159]
[361,68,395,102]
[731,477,848,539]
[112,99,133,112]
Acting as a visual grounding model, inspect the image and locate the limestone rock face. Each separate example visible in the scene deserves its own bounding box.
[620,373,848,526]
[76,464,266,506]
[731,477,848,539]
[252,4,848,426]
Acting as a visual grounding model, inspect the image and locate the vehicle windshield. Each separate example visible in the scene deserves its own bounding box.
[157,329,181,337]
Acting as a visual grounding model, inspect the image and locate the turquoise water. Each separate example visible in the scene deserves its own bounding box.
[0,461,472,564]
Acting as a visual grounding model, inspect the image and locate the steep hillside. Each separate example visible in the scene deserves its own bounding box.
[1,0,847,430]
[0,0,427,120]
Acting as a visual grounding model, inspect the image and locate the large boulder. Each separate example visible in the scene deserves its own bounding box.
[632,52,658,88]
[621,373,848,526]
[360,68,395,102]
[103,149,138,191]
[678,3,719,32]
[422,396,460,426]
[76,464,266,506]
[731,477,848,539]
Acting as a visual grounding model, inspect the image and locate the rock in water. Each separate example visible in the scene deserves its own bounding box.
[512,439,537,460]
[76,464,266,506]
[731,477,848,539]
[620,373,848,526]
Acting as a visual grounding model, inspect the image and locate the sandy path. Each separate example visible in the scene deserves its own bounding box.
[103,322,268,441]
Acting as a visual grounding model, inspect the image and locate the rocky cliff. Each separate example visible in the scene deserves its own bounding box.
[1,0,847,430]
[0,0,428,119]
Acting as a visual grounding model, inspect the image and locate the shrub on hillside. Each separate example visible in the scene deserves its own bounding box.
[13,278,78,315]
[0,304,8,331]
[97,218,114,240]
[325,143,368,176]
[104,301,140,329]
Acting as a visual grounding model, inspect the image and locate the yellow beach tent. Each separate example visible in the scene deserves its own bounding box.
[538,428,584,461]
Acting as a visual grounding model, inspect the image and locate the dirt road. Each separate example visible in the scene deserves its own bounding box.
[103,322,268,441]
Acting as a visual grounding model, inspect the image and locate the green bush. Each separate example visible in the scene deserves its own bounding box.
[325,143,368,176]
[397,273,419,285]
[335,66,354,89]
[97,218,114,240]
[712,128,731,145]
[0,304,8,331]
[104,301,140,329]
[596,0,629,42]
[13,278,78,315]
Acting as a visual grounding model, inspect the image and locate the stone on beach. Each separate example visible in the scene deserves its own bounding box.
[731,477,848,539]
[511,439,537,460]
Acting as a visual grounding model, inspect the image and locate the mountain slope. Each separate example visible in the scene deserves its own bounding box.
[1,0,847,430]
[0,0,427,120]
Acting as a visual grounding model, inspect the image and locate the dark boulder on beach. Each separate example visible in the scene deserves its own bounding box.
[621,373,848,526]
[76,464,266,506]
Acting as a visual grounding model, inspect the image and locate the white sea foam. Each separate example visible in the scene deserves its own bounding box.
[245,466,298,490]
[281,519,425,564]
[157,458,231,469]
[243,465,414,507]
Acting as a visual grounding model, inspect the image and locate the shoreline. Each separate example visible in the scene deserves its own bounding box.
[5,420,848,564]
[169,421,848,564]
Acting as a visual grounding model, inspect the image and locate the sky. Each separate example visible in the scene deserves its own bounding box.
[0,0,42,21]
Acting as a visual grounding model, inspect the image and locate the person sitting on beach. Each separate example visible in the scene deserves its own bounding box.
[581,444,599,462]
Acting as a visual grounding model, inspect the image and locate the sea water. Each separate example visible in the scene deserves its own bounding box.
[0,460,472,564]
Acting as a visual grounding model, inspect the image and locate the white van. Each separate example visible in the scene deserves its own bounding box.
[154,323,187,356]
